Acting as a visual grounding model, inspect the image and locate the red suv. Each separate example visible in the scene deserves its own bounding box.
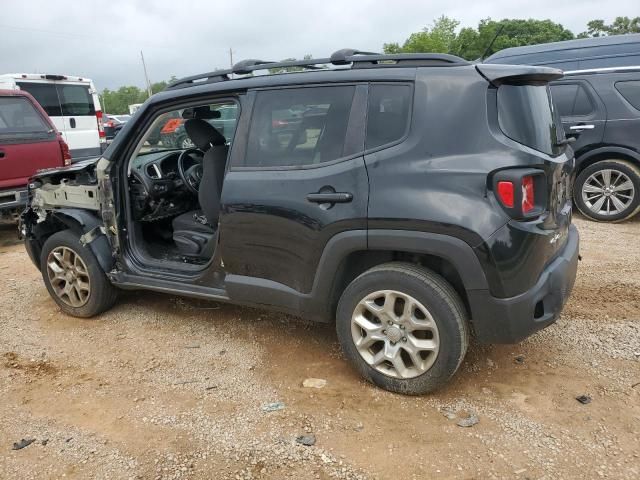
[0,89,70,221]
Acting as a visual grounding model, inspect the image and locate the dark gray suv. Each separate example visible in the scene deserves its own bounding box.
[20,50,579,395]
[550,67,640,222]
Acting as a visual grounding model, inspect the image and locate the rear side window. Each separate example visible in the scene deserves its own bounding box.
[0,96,50,135]
[242,86,355,168]
[615,80,640,110]
[58,85,96,116]
[17,82,61,117]
[366,84,411,149]
[498,84,561,156]
[550,84,593,117]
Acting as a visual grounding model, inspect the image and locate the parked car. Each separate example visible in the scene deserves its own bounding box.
[550,67,640,222]
[0,89,70,221]
[484,33,640,70]
[20,50,579,395]
[0,74,105,162]
[486,37,640,222]
[104,114,131,141]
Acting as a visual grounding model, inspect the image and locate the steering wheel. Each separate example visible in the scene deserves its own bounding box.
[178,148,204,195]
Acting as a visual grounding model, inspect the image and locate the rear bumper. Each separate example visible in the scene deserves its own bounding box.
[0,188,28,214]
[468,224,579,343]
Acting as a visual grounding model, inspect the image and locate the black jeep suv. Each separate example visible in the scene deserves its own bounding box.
[21,50,579,394]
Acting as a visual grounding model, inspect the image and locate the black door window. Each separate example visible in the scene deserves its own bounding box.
[57,85,96,116]
[615,80,640,111]
[550,83,594,117]
[16,82,61,117]
[365,84,412,149]
[241,86,356,168]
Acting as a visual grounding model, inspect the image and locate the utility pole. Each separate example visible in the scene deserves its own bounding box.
[229,47,234,79]
[140,50,153,98]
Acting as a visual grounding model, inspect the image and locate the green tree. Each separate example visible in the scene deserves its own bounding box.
[384,16,574,60]
[579,16,640,37]
[384,16,460,55]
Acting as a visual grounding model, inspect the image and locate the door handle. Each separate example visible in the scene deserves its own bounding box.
[70,118,76,128]
[569,124,595,131]
[307,192,353,203]
[0,150,5,159]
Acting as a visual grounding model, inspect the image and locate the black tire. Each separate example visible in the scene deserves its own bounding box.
[40,230,118,318]
[574,159,640,222]
[336,262,469,395]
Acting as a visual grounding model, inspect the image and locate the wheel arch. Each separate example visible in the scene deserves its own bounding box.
[576,146,640,174]
[309,229,489,325]
[23,208,114,273]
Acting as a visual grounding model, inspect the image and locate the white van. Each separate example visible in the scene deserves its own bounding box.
[0,74,105,162]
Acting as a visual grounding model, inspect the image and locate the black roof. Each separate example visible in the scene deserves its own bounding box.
[166,48,469,91]
[485,33,640,62]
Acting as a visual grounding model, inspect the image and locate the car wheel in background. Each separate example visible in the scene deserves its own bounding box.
[574,159,640,222]
[336,262,469,395]
[40,230,118,318]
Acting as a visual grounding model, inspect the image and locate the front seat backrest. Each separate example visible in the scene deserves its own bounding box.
[184,119,228,225]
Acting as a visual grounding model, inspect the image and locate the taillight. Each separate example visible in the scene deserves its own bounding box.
[59,138,72,165]
[493,169,546,219]
[96,110,106,142]
[522,176,535,213]
[497,181,515,208]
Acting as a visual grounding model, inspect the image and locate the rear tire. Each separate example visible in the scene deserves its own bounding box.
[40,230,118,318]
[336,262,469,395]
[574,159,640,222]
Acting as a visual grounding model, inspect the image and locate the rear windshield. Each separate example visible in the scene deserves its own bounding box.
[17,82,96,117]
[498,84,562,156]
[0,96,51,135]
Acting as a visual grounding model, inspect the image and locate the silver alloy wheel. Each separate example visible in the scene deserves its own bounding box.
[582,168,635,216]
[351,290,440,379]
[46,246,91,308]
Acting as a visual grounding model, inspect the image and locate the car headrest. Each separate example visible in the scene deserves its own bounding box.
[184,119,225,151]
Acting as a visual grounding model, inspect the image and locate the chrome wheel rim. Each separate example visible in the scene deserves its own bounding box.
[351,290,440,379]
[46,246,91,308]
[582,168,634,216]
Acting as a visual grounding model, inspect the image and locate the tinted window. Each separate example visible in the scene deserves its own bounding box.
[243,86,355,168]
[615,80,640,110]
[58,85,96,116]
[498,84,561,156]
[0,96,50,134]
[550,84,578,117]
[573,85,594,116]
[17,82,61,117]
[550,84,593,117]
[366,84,411,149]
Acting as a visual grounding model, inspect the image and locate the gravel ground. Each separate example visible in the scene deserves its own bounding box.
[0,215,639,479]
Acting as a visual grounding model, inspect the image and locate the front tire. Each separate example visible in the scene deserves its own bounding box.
[40,230,118,318]
[574,159,640,222]
[336,263,469,395]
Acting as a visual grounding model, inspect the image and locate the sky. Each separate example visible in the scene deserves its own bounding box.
[0,0,637,90]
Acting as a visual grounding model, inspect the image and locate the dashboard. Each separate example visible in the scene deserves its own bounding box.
[129,149,195,222]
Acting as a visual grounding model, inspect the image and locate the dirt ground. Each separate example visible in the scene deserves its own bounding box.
[0,215,638,480]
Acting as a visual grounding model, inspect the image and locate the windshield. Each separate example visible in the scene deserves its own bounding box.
[498,83,563,156]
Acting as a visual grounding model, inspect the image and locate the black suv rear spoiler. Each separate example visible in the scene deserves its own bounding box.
[476,64,564,85]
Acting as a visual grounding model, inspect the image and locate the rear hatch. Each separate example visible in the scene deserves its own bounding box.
[477,64,573,251]
[0,93,64,190]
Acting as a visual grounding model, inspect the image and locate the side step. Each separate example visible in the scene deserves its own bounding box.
[110,272,229,302]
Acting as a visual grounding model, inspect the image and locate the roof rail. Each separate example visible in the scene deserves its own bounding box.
[166,69,232,90]
[166,49,469,90]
